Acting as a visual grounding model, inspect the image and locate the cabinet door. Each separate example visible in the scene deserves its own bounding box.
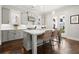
[8,31,15,41]
[1,31,9,42]
[2,8,10,24]
[19,31,24,39]
[23,32,32,50]
[15,30,23,39]
[0,6,1,45]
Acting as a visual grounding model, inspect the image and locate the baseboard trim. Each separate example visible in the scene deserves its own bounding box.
[62,36,79,41]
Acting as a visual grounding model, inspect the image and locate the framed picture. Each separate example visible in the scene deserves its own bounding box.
[70,15,79,24]
[28,16,35,22]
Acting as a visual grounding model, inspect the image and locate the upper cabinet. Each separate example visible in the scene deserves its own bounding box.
[0,6,2,45]
[2,8,10,24]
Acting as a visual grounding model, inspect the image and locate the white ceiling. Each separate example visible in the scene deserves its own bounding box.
[2,5,65,14]
[31,5,65,14]
[2,5,33,11]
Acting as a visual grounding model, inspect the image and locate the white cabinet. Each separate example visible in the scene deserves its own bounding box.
[23,32,32,50]
[9,10,24,40]
[15,31,23,39]
[8,31,15,41]
[1,8,24,42]
[2,31,9,42]
[0,6,1,45]
[2,8,10,24]
[8,30,23,41]
[1,7,10,42]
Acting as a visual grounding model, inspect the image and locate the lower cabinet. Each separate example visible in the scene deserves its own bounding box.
[2,30,24,42]
[14,31,23,40]
[2,31,9,42]
[8,31,15,41]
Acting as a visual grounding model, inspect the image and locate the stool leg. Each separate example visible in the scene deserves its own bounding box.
[42,40,46,53]
[21,48,25,54]
[49,39,53,53]
[57,35,61,48]
[51,37,55,46]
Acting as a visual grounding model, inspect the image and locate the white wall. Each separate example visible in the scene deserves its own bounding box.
[0,6,1,45]
[55,6,79,41]
[45,5,79,41]
[44,12,58,29]
[44,12,53,29]
[41,14,45,25]
[21,12,28,25]
[10,9,21,25]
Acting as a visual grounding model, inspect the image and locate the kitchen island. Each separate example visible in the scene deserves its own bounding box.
[24,29,55,54]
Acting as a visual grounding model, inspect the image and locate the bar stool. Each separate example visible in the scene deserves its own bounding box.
[37,30,53,53]
[51,29,61,46]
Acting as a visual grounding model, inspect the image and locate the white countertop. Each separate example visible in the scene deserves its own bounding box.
[0,24,27,30]
[0,24,55,35]
[23,29,55,35]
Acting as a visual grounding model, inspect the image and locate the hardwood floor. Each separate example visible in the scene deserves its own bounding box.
[1,38,79,54]
[27,38,79,54]
[0,39,25,54]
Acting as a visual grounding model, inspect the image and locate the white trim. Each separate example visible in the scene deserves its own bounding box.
[0,6,2,45]
[63,36,79,41]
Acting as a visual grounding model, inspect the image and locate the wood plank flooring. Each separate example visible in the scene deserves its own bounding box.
[27,38,79,54]
[1,38,79,54]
